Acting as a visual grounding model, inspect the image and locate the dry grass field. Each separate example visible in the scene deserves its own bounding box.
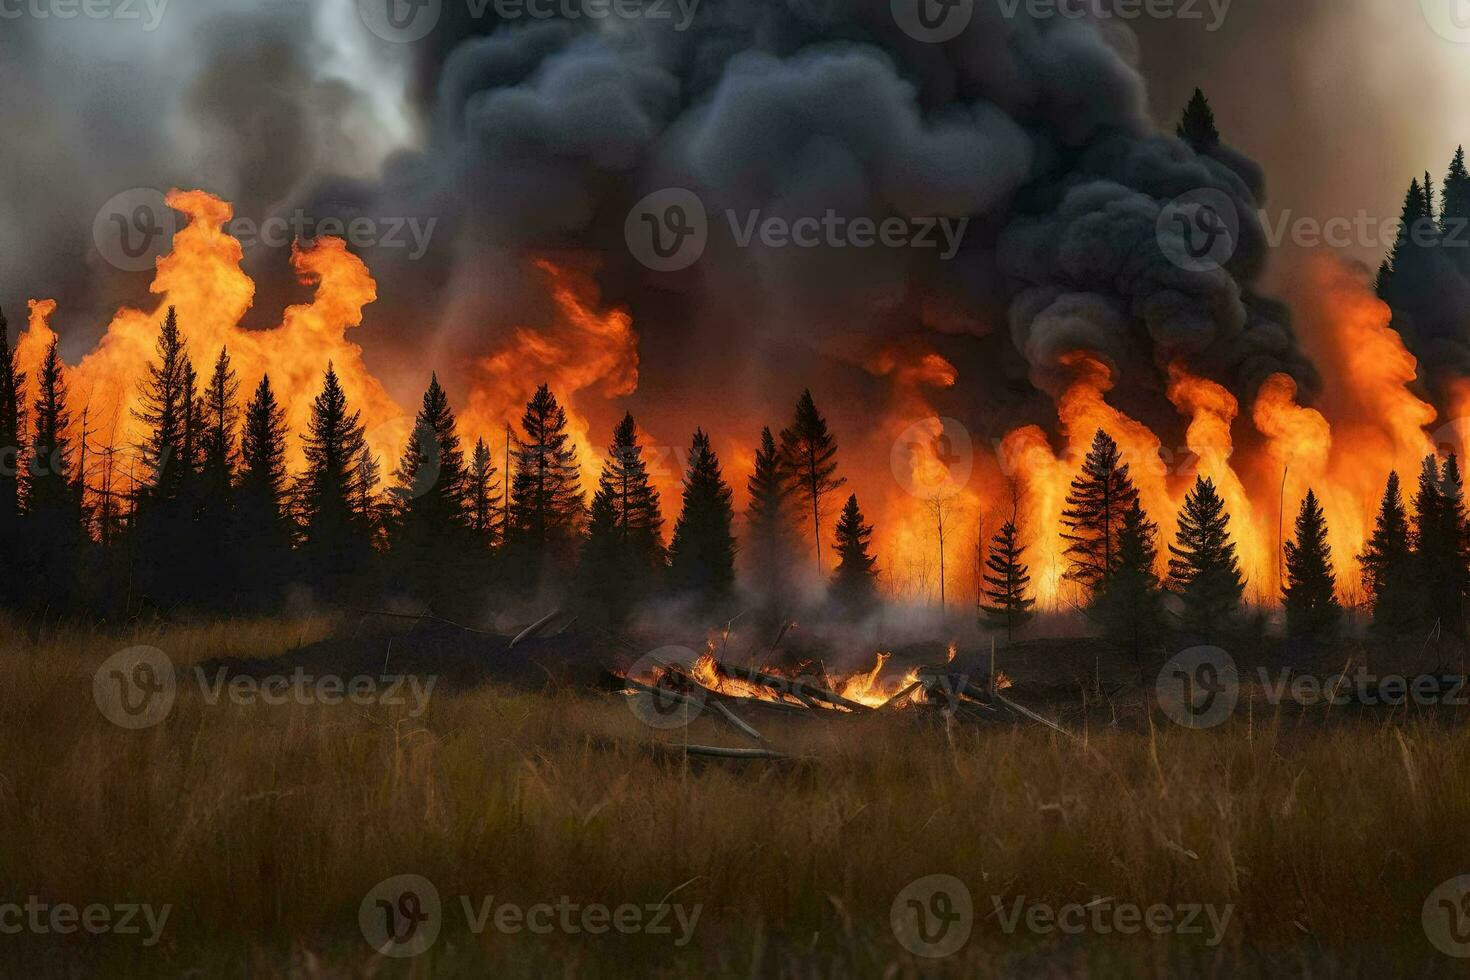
[3,616,1470,977]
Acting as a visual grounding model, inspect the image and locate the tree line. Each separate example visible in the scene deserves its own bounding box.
[977,429,1470,664]
[0,306,885,624]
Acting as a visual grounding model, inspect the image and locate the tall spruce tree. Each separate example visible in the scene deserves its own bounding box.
[133,307,191,504]
[25,339,85,604]
[745,425,800,614]
[298,364,373,598]
[1379,178,1438,306]
[1176,88,1220,153]
[1282,489,1341,640]
[467,437,501,548]
[1443,146,1470,230]
[235,374,292,603]
[0,307,25,537]
[1061,429,1142,597]
[1092,500,1165,673]
[1358,471,1418,635]
[981,519,1034,642]
[1415,454,1470,635]
[667,428,737,605]
[1167,476,1246,637]
[779,390,845,575]
[578,413,665,623]
[506,384,584,577]
[390,374,472,606]
[831,493,879,614]
[194,347,239,605]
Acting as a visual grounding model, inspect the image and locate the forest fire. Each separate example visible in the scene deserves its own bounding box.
[9,189,1462,623]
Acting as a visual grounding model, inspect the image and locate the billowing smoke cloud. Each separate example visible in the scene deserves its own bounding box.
[302,1,1327,468]
[0,0,406,341]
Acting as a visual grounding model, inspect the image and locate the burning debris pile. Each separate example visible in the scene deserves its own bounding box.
[609,639,1061,762]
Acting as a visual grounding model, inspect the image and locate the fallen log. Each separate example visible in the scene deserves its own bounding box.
[879,680,922,711]
[510,610,575,649]
[711,661,872,713]
[994,691,1076,739]
[709,700,768,746]
[682,744,788,760]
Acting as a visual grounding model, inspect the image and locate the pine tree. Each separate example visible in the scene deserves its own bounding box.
[193,347,240,605]
[1415,454,1470,635]
[235,374,292,603]
[24,338,85,605]
[0,307,25,535]
[578,412,665,623]
[1379,178,1438,305]
[391,375,468,527]
[1425,171,1438,225]
[506,384,584,576]
[1092,499,1165,672]
[1176,88,1220,153]
[1167,476,1246,637]
[667,428,736,605]
[779,389,845,575]
[132,307,191,503]
[831,493,879,614]
[389,375,472,605]
[467,437,501,548]
[980,519,1033,642]
[297,363,373,597]
[1061,429,1142,597]
[745,425,800,609]
[200,347,239,503]
[1282,489,1341,640]
[1443,146,1470,229]
[1358,471,1418,635]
